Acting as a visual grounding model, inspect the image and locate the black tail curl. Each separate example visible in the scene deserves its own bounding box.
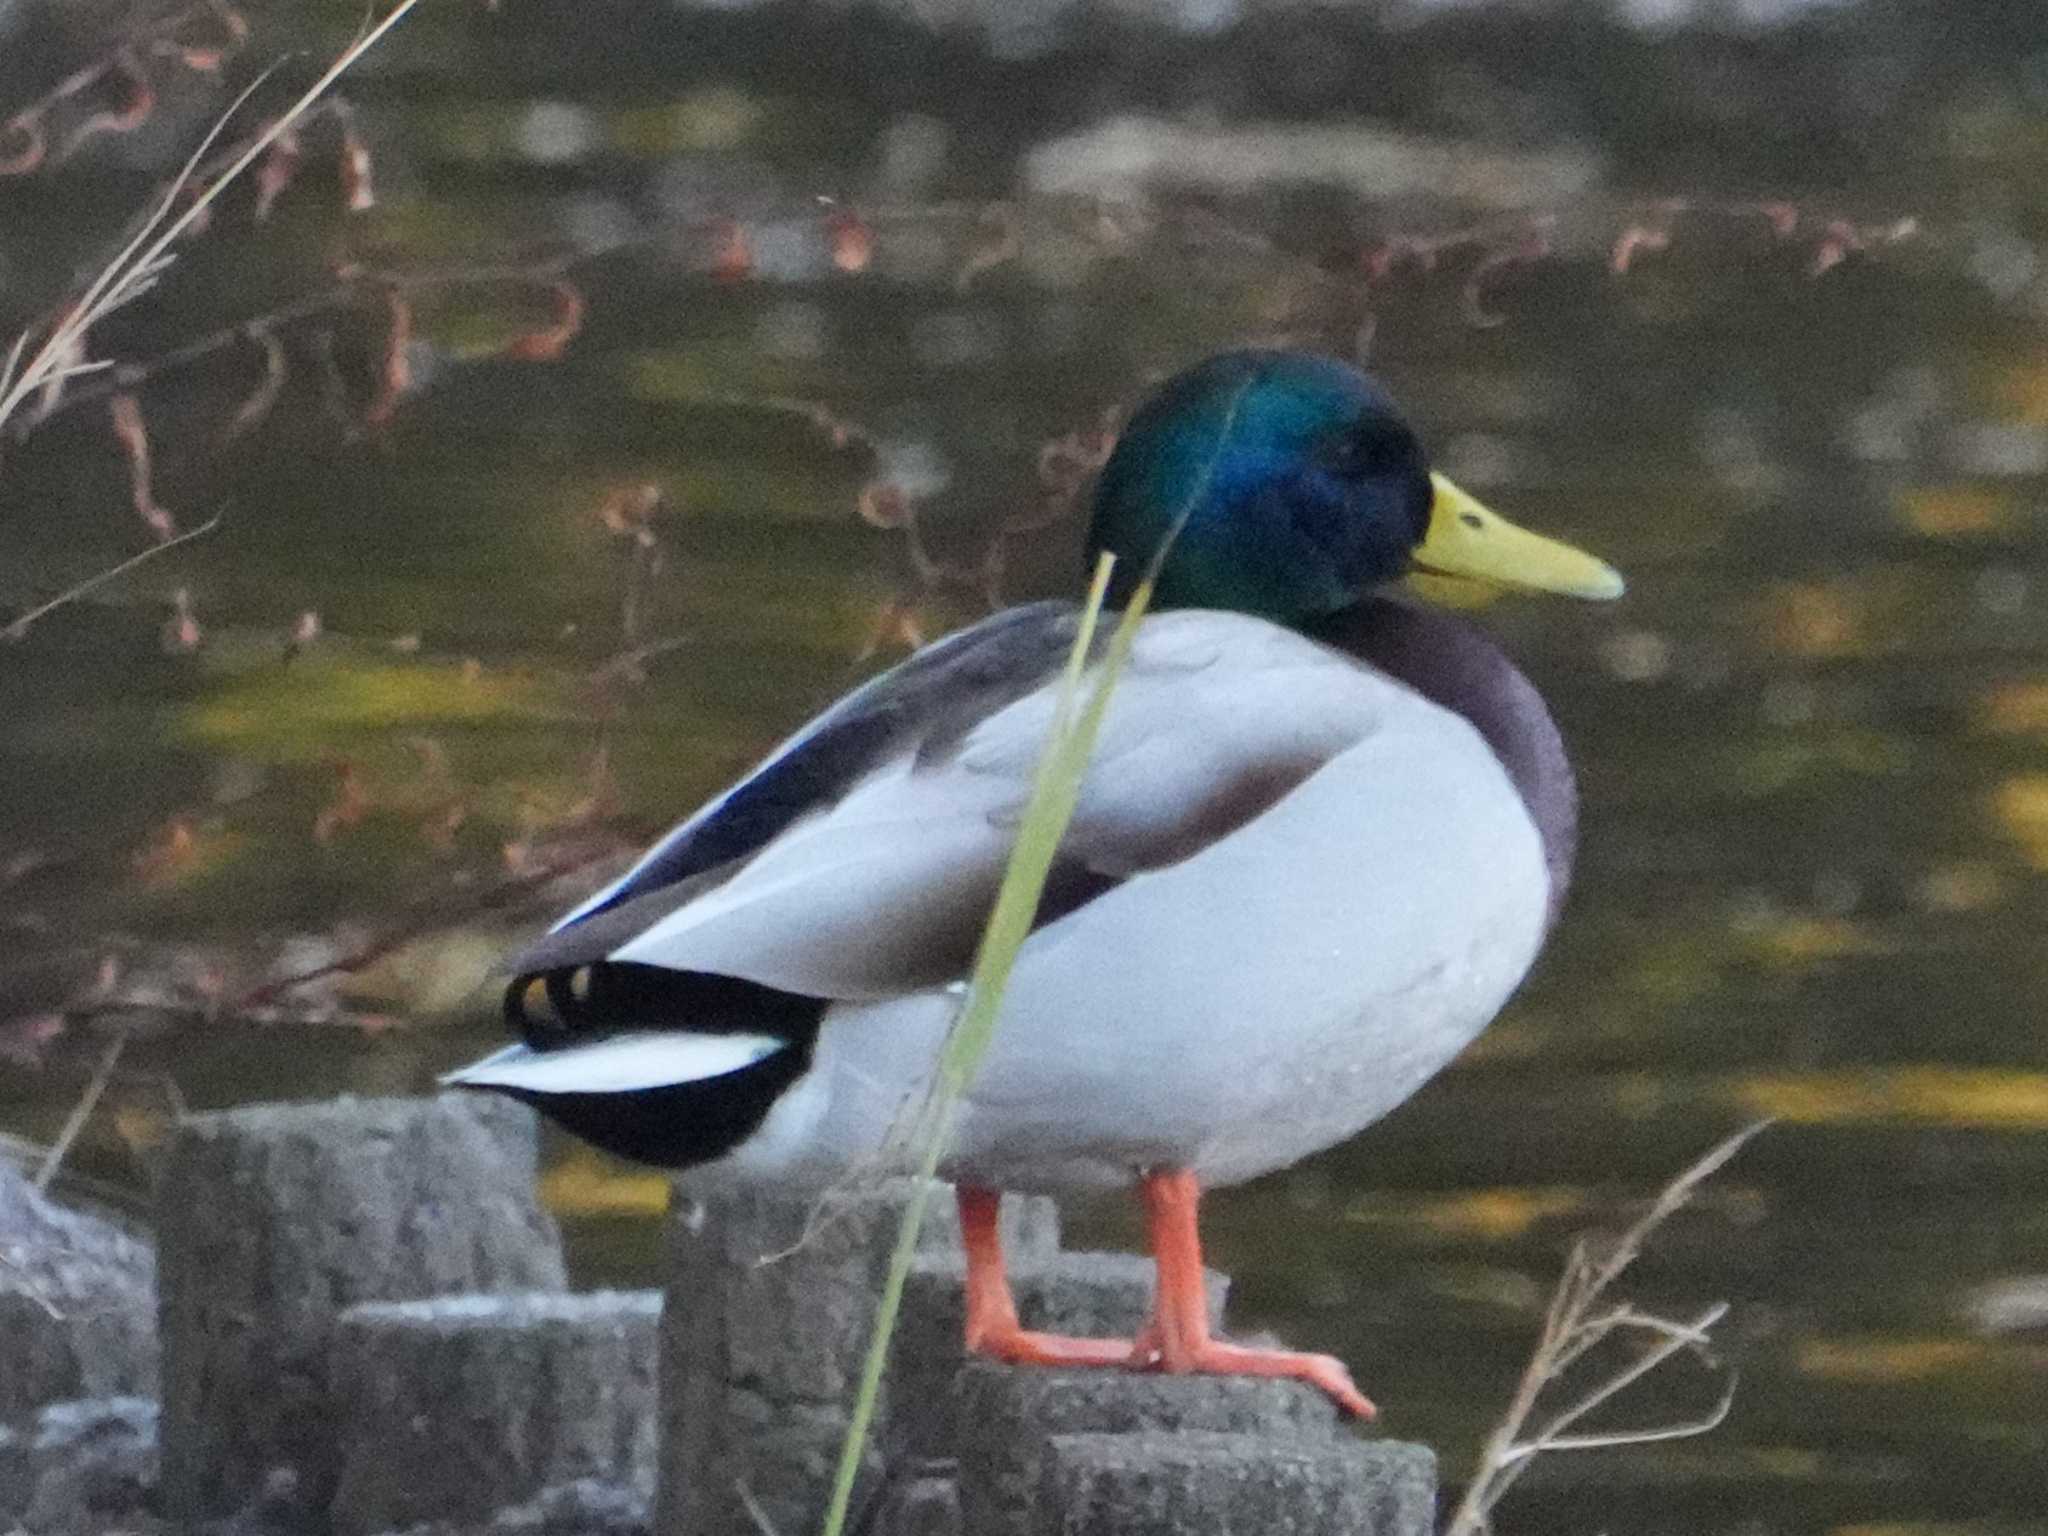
[503,961,826,1049]
[484,961,830,1170]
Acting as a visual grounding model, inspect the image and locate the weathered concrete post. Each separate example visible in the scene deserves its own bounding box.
[328,1289,662,1536]
[953,1363,1437,1536]
[656,1181,1057,1536]
[891,1247,1227,1469]
[0,1161,157,1427]
[157,1094,567,1526]
[657,1176,1433,1536]
[1035,1428,1436,1536]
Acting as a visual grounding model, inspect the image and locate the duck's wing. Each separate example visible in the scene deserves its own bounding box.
[513,607,1391,1002]
[509,600,1088,976]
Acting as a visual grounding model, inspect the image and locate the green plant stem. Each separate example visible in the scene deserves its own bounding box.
[817,551,1148,1536]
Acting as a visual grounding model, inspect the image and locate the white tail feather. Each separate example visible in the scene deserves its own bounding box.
[441,1032,788,1096]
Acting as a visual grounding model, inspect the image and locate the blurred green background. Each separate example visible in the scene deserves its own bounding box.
[5,2,2048,1531]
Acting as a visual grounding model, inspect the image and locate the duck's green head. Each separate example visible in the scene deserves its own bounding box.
[1087,350,1623,623]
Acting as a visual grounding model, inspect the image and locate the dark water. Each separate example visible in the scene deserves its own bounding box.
[5,4,2048,1532]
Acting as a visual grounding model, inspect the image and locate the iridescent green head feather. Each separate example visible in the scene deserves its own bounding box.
[1087,351,1622,626]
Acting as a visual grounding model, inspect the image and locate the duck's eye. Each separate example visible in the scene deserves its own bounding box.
[1326,432,1381,477]
[1325,420,1418,482]
[1460,511,1484,530]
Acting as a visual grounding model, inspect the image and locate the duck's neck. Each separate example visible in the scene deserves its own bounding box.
[1304,594,1578,927]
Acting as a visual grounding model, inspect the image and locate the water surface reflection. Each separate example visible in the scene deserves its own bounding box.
[3,6,2046,1532]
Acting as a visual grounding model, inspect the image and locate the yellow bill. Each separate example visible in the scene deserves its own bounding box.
[1412,473,1625,601]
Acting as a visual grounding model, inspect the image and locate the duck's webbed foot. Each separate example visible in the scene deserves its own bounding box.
[957,1177,1378,1419]
[1134,1327,1378,1419]
[957,1184,1137,1369]
[1135,1168,1379,1420]
[965,1323,1137,1369]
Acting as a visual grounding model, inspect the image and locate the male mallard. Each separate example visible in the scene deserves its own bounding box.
[445,349,1622,1418]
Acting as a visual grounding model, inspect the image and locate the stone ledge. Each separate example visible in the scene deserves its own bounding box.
[0,1395,158,1534]
[158,1093,566,1525]
[331,1290,660,1536]
[952,1363,1352,1536]
[892,1250,1229,1463]
[1038,1429,1436,1536]
[0,1160,157,1427]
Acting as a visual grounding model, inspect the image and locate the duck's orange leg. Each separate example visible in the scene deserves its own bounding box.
[957,1184,1132,1367]
[1133,1168,1377,1419]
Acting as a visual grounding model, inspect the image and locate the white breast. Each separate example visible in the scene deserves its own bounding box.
[718,680,1552,1196]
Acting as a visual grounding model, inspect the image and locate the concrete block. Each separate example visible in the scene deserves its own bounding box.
[953,1363,1343,1536]
[351,1478,653,1536]
[865,1472,960,1536]
[503,1476,654,1535]
[158,1093,565,1524]
[7,1396,159,1535]
[330,1290,661,1536]
[657,1179,1049,1536]
[0,1422,24,1524]
[891,1250,1227,1463]
[658,1184,887,1536]
[652,1176,1425,1536]
[1020,1249,1225,1338]
[0,1161,157,1425]
[1037,1430,1437,1536]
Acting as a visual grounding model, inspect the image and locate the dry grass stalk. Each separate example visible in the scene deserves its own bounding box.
[3,510,224,642]
[0,9,423,1178]
[0,1,422,441]
[1444,1121,1769,1536]
[0,1130,149,1216]
[0,1248,68,1319]
[33,1031,130,1195]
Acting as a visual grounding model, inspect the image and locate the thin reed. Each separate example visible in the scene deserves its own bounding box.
[0,1,423,439]
[1446,1121,1768,1536]
[815,551,1150,1536]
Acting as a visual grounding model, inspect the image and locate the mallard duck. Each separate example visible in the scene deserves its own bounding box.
[445,349,1621,1418]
